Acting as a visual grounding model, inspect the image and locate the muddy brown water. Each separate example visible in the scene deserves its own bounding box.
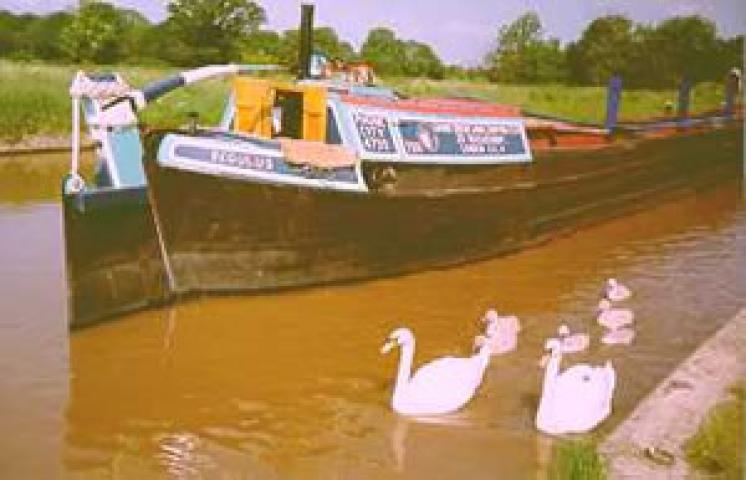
[0,152,744,479]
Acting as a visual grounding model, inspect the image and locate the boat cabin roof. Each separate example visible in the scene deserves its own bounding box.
[337,94,522,119]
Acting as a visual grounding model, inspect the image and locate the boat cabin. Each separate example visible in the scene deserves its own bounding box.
[231,78,328,143]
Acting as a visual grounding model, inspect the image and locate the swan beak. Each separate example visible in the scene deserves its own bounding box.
[381,340,395,354]
[538,354,550,368]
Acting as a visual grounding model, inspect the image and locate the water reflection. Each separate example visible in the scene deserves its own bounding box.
[0,203,68,479]
[390,415,476,475]
[0,151,93,203]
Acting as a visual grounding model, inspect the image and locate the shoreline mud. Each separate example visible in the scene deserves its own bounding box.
[0,135,93,157]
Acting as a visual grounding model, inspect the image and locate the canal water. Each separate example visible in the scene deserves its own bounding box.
[1,152,744,479]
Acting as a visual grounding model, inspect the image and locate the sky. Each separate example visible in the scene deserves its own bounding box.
[2,0,745,65]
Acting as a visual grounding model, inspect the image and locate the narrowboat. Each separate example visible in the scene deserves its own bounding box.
[62,6,743,328]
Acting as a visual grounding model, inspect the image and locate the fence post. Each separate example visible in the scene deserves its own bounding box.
[605,74,623,132]
[676,76,691,126]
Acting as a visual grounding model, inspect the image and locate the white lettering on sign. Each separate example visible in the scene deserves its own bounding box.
[399,118,526,157]
[209,149,274,171]
[353,111,396,154]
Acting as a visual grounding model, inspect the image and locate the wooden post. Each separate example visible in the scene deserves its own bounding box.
[605,74,622,132]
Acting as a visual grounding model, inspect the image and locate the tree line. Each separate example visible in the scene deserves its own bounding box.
[0,0,742,88]
[488,12,743,88]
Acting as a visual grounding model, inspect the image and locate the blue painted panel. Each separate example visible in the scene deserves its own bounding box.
[169,143,359,184]
[219,92,235,129]
[108,126,146,186]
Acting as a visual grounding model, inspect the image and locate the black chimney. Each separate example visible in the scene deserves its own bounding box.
[298,4,314,79]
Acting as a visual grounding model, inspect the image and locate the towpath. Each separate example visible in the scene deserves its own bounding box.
[600,307,746,478]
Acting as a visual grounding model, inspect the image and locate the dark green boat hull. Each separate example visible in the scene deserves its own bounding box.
[63,125,743,328]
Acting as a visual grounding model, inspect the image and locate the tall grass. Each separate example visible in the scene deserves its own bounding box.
[685,384,744,479]
[0,60,230,142]
[0,60,730,142]
[0,61,75,142]
[548,439,607,480]
[386,77,725,124]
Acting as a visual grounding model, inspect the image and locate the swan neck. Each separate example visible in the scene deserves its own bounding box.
[394,339,415,395]
[542,348,561,391]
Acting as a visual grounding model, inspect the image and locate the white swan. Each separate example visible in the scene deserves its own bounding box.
[536,338,616,435]
[381,327,491,416]
[604,278,631,302]
[557,324,590,353]
[477,309,521,355]
[596,299,635,329]
[601,327,636,345]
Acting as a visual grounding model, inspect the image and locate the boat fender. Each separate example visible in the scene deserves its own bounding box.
[371,165,397,190]
[62,173,87,213]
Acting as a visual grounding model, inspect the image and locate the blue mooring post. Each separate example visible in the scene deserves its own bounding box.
[605,74,622,132]
[677,76,691,127]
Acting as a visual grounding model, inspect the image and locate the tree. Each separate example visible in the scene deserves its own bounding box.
[27,12,73,60]
[242,30,282,64]
[566,16,635,85]
[276,26,355,70]
[720,35,744,74]
[165,0,266,65]
[649,16,721,84]
[116,8,150,62]
[0,12,37,59]
[60,1,127,63]
[402,40,444,79]
[360,28,406,76]
[485,12,567,83]
[360,28,445,78]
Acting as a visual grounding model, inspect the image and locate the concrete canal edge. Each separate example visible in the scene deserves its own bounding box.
[599,307,746,479]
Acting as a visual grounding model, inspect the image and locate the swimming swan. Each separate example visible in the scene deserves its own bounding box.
[601,327,636,345]
[381,327,491,416]
[536,338,616,435]
[478,309,521,355]
[557,324,590,353]
[596,299,635,329]
[604,278,631,302]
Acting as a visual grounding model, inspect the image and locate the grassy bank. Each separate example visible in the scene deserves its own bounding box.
[685,384,744,479]
[0,61,231,143]
[0,60,728,143]
[388,77,726,124]
[548,439,607,480]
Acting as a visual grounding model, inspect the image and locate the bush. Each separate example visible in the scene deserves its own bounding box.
[685,385,744,479]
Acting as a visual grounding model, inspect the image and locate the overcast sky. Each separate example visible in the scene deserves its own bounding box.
[2,0,745,65]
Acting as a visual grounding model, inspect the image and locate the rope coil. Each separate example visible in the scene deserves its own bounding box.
[69,71,132,99]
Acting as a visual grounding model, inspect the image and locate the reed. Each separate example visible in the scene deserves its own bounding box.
[0,60,729,142]
[548,439,607,480]
[685,384,744,480]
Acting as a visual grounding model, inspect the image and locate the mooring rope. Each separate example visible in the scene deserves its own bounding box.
[146,184,178,295]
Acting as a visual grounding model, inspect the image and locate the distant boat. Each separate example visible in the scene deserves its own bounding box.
[61,6,743,328]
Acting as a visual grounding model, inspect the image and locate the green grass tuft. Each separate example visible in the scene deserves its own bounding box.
[685,384,744,479]
[548,439,607,480]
